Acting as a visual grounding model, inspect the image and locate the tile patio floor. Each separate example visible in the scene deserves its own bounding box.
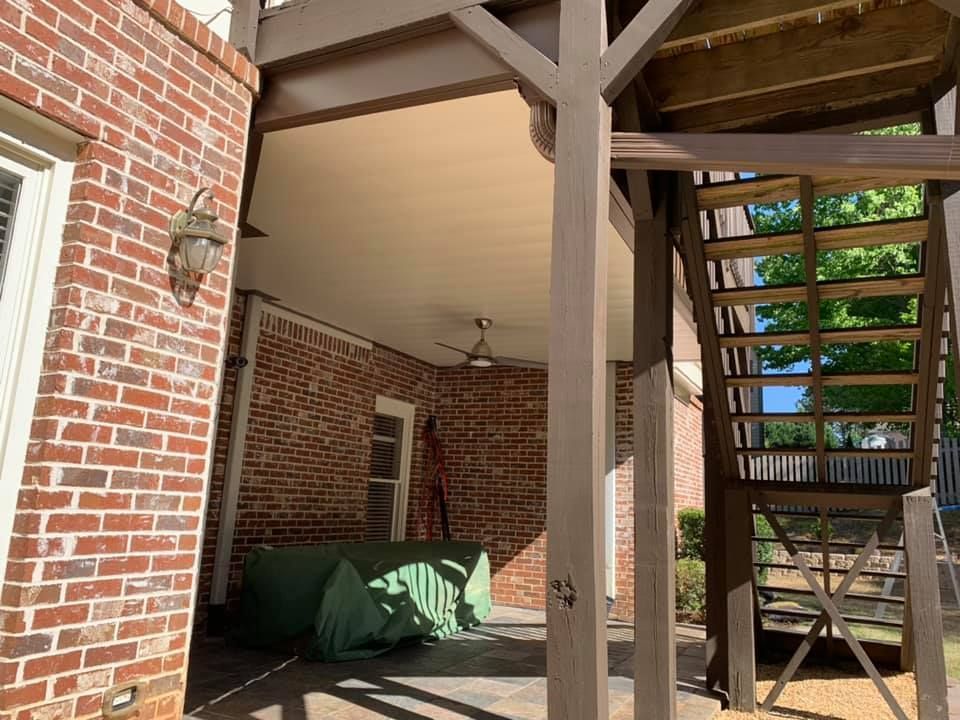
[185,606,722,720]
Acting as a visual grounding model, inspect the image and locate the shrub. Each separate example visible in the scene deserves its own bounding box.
[677,507,705,561]
[676,558,706,623]
[754,514,775,585]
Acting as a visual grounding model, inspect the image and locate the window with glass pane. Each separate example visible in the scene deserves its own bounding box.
[0,169,21,299]
[366,413,404,541]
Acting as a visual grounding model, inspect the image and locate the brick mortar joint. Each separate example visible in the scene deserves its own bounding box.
[131,0,261,97]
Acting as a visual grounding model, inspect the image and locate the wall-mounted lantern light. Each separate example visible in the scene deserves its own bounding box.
[169,188,227,277]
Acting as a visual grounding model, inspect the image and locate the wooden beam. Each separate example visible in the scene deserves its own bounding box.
[228,0,259,60]
[800,177,827,484]
[719,325,924,349]
[712,275,926,307]
[697,175,920,210]
[254,3,559,132]
[725,487,756,712]
[930,0,960,17]
[726,371,919,387]
[449,5,559,102]
[662,0,867,51]
[704,218,929,261]
[912,188,948,488]
[238,128,266,239]
[665,65,936,134]
[599,0,695,103]
[902,489,949,719]
[631,183,676,720]
[731,411,918,423]
[643,2,947,112]
[611,132,960,180]
[256,0,510,68]
[679,174,739,479]
[933,84,960,424]
[545,0,610,715]
[703,392,728,692]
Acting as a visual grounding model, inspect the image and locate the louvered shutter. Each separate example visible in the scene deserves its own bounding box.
[366,413,404,541]
[0,170,22,299]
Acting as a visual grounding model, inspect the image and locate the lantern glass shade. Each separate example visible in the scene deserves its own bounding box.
[179,234,224,274]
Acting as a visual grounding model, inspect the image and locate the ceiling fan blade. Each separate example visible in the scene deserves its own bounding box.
[435,342,471,356]
[496,356,548,370]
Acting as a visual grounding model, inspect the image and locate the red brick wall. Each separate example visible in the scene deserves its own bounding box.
[0,2,256,719]
[200,332,703,623]
[611,363,704,621]
[196,300,436,621]
[674,394,706,510]
[432,367,549,608]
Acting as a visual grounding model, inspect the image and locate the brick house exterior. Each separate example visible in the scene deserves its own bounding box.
[0,1,256,718]
[0,1,709,716]
[197,296,705,627]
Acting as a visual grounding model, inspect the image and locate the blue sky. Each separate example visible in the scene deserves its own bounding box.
[741,171,806,415]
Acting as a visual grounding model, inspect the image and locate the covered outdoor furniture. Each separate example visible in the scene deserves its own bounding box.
[233,540,491,661]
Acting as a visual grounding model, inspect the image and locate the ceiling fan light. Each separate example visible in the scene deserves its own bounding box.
[469,357,494,368]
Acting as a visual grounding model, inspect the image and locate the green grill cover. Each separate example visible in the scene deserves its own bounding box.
[234,541,491,661]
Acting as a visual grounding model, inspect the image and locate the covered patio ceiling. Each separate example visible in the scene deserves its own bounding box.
[240,89,699,367]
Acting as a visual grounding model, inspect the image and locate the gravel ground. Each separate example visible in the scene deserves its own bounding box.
[715,663,918,720]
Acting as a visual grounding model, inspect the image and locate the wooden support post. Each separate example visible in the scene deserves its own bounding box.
[725,487,756,712]
[545,0,611,717]
[632,182,676,720]
[934,82,960,415]
[903,489,949,720]
[239,129,266,239]
[703,392,728,693]
[228,0,260,61]
[913,187,948,489]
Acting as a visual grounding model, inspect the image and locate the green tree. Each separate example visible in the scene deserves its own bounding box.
[754,124,957,437]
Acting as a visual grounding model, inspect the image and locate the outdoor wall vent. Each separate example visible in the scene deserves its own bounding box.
[101,681,147,720]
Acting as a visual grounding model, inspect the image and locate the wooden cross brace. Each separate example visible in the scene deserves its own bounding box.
[448,0,694,106]
[756,497,909,720]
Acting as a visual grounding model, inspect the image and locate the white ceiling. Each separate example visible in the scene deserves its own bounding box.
[242,90,694,366]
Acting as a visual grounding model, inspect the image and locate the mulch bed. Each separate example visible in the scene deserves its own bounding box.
[716,663,918,720]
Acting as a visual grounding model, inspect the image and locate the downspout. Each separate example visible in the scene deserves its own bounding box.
[208,292,264,632]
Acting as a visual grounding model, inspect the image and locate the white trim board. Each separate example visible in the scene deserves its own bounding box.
[0,117,75,580]
[376,395,416,540]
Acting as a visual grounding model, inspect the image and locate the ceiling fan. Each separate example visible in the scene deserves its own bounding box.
[436,318,546,369]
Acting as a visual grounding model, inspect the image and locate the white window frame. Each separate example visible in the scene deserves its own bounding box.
[373,396,416,541]
[0,105,77,578]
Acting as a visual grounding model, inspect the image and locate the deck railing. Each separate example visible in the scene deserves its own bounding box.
[749,438,960,505]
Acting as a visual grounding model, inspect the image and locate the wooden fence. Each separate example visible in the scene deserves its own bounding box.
[750,438,960,506]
